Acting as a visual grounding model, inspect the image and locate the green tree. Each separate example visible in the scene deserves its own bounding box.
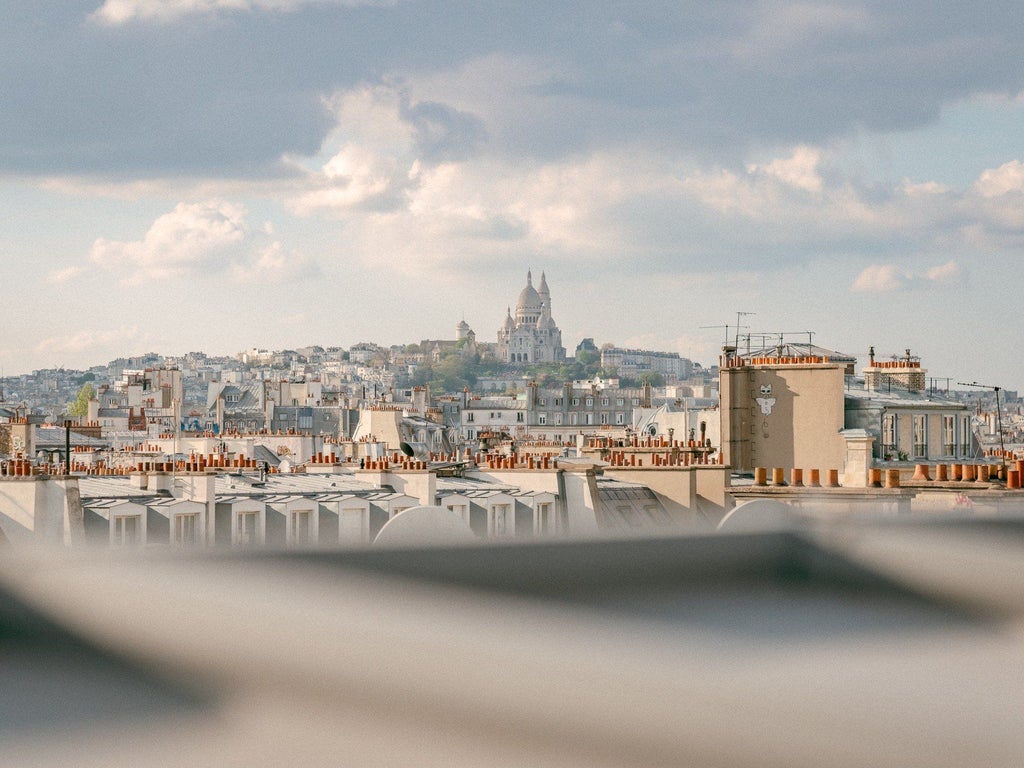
[68,382,95,418]
[639,372,665,387]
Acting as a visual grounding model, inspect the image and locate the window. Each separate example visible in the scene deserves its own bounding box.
[174,513,200,546]
[585,397,594,406]
[585,413,594,425]
[446,503,470,525]
[538,413,547,425]
[490,504,512,536]
[912,415,927,458]
[536,502,554,535]
[538,398,546,406]
[615,412,625,425]
[600,413,609,425]
[616,398,624,406]
[298,415,313,429]
[570,413,578,425]
[882,414,897,454]
[960,416,972,456]
[113,515,140,546]
[601,397,609,406]
[516,412,524,422]
[466,412,475,423]
[555,413,563,425]
[942,415,955,456]
[572,398,580,406]
[631,398,640,406]
[236,511,258,546]
[339,509,367,543]
[290,510,311,545]
[618,505,642,528]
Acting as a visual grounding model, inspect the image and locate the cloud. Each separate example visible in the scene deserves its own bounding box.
[282,96,1024,280]
[399,98,488,163]
[852,260,960,292]
[5,3,1024,177]
[90,0,392,26]
[48,266,86,284]
[289,143,418,215]
[89,200,315,285]
[852,264,910,292]
[925,259,960,283]
[35,326,142,359]
[230,242,320,283]
[974,160,1024,197]
[748,146,824,193]
[90,200,248,283]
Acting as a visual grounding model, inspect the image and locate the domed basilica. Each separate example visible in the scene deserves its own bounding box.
[497,270,566,364]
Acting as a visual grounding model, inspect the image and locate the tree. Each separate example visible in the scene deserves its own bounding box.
[639,372,665,387]
[68,382,95,418]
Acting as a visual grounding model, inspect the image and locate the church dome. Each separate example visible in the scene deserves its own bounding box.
[537,312,556,331]
[516,271,544,322]
[516,284,542,314]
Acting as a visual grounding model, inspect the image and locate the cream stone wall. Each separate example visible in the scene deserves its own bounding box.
[722,363,846,474]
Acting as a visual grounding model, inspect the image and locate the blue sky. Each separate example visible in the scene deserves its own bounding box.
[3,1,1024,388]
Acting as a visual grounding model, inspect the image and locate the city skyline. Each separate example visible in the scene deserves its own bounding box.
[4,3,1024,387]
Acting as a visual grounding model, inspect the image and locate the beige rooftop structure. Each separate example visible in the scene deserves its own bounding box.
[720,349,847,475]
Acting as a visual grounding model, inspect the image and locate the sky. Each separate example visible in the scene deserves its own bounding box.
[3,1,1024,388]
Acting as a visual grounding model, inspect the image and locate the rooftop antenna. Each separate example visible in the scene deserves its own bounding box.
[734,312,755,349]
[957,381,1005,463]
[700,324,731,346]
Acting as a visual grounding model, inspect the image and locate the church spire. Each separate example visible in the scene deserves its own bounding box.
[527,269,532,286]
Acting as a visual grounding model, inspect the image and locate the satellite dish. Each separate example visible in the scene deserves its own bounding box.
[399,442,415,457]
[374,506,476,546]
[647,424,658,437]
[717,499,793,532]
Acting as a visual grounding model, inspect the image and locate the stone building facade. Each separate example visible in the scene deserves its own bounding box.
[497,271,566,364]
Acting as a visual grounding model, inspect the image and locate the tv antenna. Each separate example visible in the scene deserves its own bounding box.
[734,312,755,349]
[700,324,731,346]
[957,381,1004,462]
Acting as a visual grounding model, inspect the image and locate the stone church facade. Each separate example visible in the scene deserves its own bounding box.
[497,271,566,364]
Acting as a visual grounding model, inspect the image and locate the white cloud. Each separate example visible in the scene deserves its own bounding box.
[852,259,960,293]
[231,242,319,283]
[748,146,824,193]
[48,266,86,284]
[901,178,949,197]
[925,259,960,283]
[290,143,417,215]
[35,326,141,359]
[973,160,1024,198]
[89,200,315,286]
[90,200,248,284]
[90,0,392,26]
[851,264,909,293]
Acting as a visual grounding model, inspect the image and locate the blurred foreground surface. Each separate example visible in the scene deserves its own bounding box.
[2,514,1024,767]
